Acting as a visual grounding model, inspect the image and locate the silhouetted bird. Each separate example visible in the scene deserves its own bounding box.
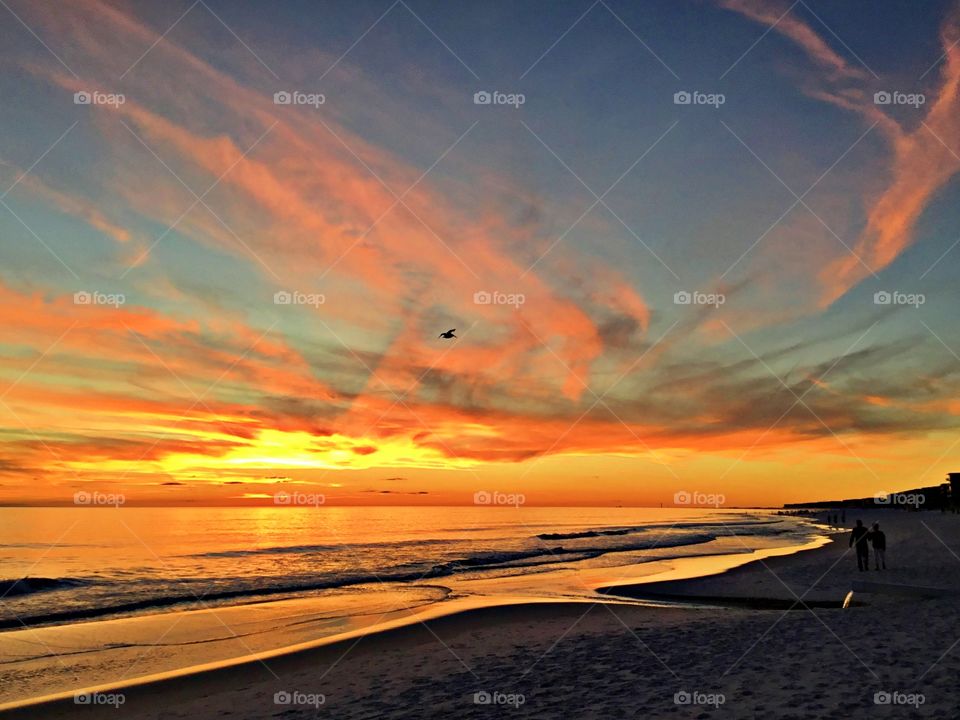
[438,329,457,339]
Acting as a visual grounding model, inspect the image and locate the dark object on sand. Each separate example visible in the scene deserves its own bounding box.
[599,584,857,609]
[851,580,959,598]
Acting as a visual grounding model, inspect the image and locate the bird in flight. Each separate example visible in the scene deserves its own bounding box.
[438,329,457,339]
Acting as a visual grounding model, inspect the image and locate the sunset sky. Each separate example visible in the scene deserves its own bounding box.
[1,0,959,507]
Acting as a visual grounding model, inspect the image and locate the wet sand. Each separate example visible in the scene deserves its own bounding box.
[4,509,959,719]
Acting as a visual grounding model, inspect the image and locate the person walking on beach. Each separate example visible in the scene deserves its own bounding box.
[869,522,886,570]
[850,520,870,571]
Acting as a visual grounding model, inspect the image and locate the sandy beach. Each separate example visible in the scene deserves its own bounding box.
[3,508,958,719]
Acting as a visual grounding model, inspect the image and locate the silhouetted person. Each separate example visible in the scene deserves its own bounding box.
[869,522,886,570]
[841,510,846,524]
[850,520,870,571]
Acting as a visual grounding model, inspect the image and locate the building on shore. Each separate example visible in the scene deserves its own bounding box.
[783,473,958,511]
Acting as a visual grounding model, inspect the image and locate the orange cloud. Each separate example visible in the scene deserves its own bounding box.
[721,0,960,305]
[823,12,960,300]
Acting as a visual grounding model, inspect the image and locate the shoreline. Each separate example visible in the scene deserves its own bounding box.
[0,522,832,717]
[0,508,801,632]
[7,510,960,718]
[0,600,602,719]
[596,531,844,607]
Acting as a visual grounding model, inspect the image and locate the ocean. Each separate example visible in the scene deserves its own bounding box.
[0,506,820,629]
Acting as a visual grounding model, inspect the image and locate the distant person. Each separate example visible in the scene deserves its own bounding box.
[849,520,870,571]
[841,510,846,524]
[869,522,886,570]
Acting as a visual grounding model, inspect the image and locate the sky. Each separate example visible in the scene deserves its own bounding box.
[1,0,959,507]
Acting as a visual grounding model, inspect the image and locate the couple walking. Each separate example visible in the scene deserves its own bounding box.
[849,520,886,571]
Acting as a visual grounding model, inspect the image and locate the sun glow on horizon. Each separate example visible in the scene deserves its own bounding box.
[61,429,487,477]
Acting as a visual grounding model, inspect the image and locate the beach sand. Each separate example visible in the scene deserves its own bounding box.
[5,509,960,719]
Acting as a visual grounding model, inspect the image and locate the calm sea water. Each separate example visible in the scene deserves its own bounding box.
[0,507,818,628]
